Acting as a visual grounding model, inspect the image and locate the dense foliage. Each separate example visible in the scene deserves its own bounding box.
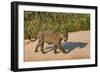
[24,11,90,39]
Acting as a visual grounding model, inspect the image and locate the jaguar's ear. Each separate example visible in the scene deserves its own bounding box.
[63,32,68,36]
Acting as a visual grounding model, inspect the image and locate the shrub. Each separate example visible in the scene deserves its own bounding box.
[24,11,90,39]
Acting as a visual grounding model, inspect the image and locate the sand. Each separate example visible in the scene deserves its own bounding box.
[24,31,90,62]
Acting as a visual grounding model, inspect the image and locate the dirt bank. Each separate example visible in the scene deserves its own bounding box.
[24,31,90,62]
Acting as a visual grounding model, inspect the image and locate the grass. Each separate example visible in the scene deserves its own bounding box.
[24,11,90,39]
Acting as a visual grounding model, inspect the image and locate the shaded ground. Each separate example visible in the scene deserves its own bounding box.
[24,31,90,62]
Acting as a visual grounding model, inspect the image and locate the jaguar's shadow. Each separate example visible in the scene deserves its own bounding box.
[44,42,87,54]
[62,42,88,53]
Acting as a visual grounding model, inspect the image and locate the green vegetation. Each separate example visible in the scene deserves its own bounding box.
[24,11,90,39]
